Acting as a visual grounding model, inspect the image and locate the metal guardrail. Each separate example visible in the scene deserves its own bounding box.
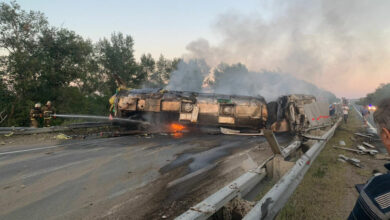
[175,160,270,220]
[0,122,114,135]
[243,117,342,220]
[175,137,303,220]
[351,104,377,134]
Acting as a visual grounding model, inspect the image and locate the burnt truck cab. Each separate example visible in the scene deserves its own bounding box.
[267,94,317,133]
[111,89,268,130]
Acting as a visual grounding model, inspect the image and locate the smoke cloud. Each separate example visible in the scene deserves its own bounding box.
[166,60,337,102]
[183,0,390,98]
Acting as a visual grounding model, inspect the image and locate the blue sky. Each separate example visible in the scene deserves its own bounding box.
[15,0,261,59]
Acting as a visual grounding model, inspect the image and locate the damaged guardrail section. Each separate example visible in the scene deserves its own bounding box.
[243,117,342,220]
[175,137,301,220]
[175,159,270,220]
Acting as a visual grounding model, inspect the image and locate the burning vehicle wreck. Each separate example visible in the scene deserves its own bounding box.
[110,88,320,134]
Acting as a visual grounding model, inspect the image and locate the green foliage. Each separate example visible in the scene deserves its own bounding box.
[0,2,179,126]
[140,54,181,88]
[0,1,107,126]
[212,62,248,88]
[358,83,390,106]
[96,32,145,95]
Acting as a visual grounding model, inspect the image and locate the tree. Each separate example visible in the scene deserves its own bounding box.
[140,53,156,87]
[36,28,96,100]
[359,83,390,106]
[140,54,181,88]
[212,63,248,88]
[0,1,103,125]
[97,32,145,94]
[0,1,48,125]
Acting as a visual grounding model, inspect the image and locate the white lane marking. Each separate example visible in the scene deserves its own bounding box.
[0,145,64,156]
[20,158,94,180]
[0,138,121,156]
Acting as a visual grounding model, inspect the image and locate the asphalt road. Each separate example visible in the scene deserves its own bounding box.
[0,132,289,219]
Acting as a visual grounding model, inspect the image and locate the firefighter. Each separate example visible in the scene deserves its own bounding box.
[42,101,56,127]
[30,103,42,128]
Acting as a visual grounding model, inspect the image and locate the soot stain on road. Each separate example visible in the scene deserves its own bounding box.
[159,138,255,174]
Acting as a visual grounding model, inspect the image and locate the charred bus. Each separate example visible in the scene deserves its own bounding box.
[110,88,321,133]
[110,89,268,130]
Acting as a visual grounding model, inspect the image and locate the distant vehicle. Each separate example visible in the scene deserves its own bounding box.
[368,104,377,111]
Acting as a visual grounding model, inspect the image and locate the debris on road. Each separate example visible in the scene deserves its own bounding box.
[4,132,14,137]
[338,154,363,168]
[333,145,365,155]
[354,132,374,138]
[55,133,71,140]
[339,140,346,146]
[220,127,264,136]
[362,141,376,149]
[354,132,380,142]
[356,145,378,155]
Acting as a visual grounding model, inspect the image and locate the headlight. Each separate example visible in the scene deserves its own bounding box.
[182,103,194,113]
[222,106,234,115]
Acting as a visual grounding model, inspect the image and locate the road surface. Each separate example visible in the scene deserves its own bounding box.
[0,132,291,219]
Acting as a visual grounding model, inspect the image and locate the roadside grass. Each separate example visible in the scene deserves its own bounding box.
[276,110,372,220]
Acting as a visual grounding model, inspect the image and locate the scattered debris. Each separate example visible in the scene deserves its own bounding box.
[55,133,71,140]
[4,132,14,137]
[362,142,376,149]
[338,154,363,168]
[354,132,380,141]
[333,145,365,155]
[220,127,263,136]
[356,145,378,155]
[355,132,374,138]
[161,215,167,219]
[339,140,346,146]
[0,141,5,145]
[213,198,255,220]
[350,136,357,142]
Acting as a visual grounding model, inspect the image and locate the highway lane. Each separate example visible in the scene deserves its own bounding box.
[0,132,290,219]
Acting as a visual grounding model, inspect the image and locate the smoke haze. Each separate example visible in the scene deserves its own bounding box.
[167,61,337,102]
[183,0,390,98]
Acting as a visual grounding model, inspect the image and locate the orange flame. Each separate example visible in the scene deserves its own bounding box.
[169,123,186,138]
[169,123,186,132]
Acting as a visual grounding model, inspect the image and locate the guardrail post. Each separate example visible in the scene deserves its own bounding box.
[263,129,283,156]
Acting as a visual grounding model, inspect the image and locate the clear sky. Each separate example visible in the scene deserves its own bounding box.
[14,0,260,59]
